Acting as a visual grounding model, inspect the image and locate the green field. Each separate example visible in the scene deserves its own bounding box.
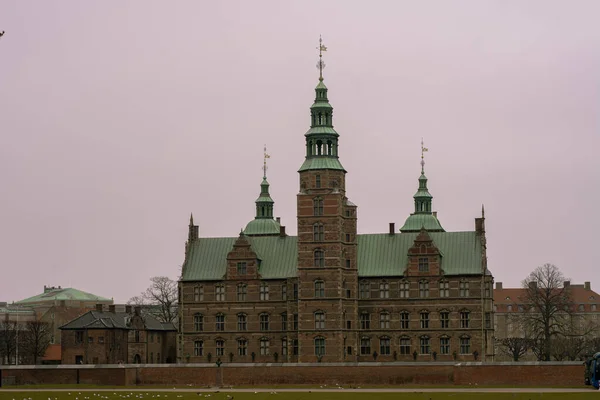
[0,391,599,400]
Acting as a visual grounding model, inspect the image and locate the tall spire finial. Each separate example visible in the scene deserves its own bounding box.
[420,138,429,174]
[317,35,327,81]
[263,144,270,179]
[189,213,194,226]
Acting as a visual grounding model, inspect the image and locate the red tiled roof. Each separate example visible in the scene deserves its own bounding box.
[494,284,599,313]
[42,344,61,361]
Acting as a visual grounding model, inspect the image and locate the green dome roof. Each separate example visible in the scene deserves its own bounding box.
[399,213,445,233]
[244,218,281,236]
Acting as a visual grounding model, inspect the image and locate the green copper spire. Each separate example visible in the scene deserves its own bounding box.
[244,146,281,236]
[400,140,445,233]
[299,36,345,172]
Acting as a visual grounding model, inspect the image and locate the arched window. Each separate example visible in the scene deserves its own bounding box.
[215,313,225,331]
[193,313,203,332]
[314,311,325,329]
[379,336,391,355]
[400,311,410,329]
[314,336,326,356]
[215,338,225,356]
[237,283,247,301]
[314,249,324,267]
[260,313,270,331]
[237,338,247,356]
[194,340,203,356]
[399,336,411,355]
[460,310,470,328]
[360,337,371,355]
[419,336,430,354]
[314,280,325,297]
[237,313,247,331]
[313,223,324,241]
[313,197,324,216]
[260,337,270,355]
[379,311,390,329]
[420,310,429,329]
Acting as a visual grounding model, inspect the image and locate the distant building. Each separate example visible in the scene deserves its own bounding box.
[0,303,36,365]
[494,281,600,360]
[60,305,177,364]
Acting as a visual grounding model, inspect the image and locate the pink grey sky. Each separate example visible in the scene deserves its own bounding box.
[1,1,599,303]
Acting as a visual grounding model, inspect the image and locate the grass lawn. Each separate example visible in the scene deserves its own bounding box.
[0,391,599,400]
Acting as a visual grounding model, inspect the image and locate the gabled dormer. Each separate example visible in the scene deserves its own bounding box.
[404,227,443,277]
[226,231,260,280]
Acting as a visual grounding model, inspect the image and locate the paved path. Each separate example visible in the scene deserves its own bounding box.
[0,388,595,393]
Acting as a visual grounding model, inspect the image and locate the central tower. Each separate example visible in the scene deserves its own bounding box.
[296,37,358,362]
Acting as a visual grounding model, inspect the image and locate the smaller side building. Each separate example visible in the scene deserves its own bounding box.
[60,305,176,365]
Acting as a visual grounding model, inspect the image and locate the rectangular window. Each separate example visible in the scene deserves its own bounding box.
[281,312,288,331]
[98,336,104,344]
[399,281,410,298]
[439,281,449,298]
[281,337,288,356]
[485,312,491,329]
[216,314,225,331]
[194,340,203,356]
[282,285,287,301]
[420,312,429,329]
[293,283,298,300]
[346,320,351,329]
[418,257,429,272]
[150,352,154,363]
[215,285,225,301]
[346,234,351,242]
[237,262,247,275]
[360,338,371,355]
[346,259,351,268]
[216,339,225,356]
[379,312,390,329]
[460,281,469,297]
[260,283,269,300]
[485,282,491,298]
[359,281,370,299]
[194,286,204,302]
[260,314,270,331]
[380,338,391,355]
[440,337,450,354]
[237,314,247,331]
[260,339,270,355]
[400,338,411,355]
[400,312,410,329]
[313,224,324,241]
[157,352,160,363]
[460,311,470,329]
[420,337,430,354]
[88,336,94,344]
[315,312,325,329]
[313,198,323,216]
[237,284,247,301]
[314,281,325,297]
[314,250,325,267]
[292,339,299,356]
[419,281,429,298]
[237,339,247,356]
[293,313,298,330]
[460,337,471,354]
[194,314,204,331]
[379,282,389,299]
[440,311,449,329]
[360,313,371,330]
[315,174,321,188]
[315,337,326,356]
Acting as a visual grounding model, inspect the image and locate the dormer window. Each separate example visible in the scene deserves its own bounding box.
[418,257,429,272]
[237,262,247,275]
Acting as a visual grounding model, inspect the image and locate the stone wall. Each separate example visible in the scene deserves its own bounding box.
[0,362,584,388]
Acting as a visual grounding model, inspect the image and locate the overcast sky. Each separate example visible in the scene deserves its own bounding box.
[1,1,599,303]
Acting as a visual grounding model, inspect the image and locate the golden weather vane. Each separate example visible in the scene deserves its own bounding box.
[421,138,429,173]
[317,35,327,81]
[263,145,271,178]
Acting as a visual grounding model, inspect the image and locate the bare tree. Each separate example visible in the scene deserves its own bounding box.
[0,320,17,364]
[520,263,574,361]
[499,337,531,361]
[20,320,52,364]
[128,276,178,323]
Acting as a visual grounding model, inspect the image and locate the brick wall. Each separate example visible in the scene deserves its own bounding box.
[0,362,584,387]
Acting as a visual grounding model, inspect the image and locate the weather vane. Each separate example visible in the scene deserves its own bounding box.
[263,145,270,178]
[420,138,429,173]
[316,35,327,81]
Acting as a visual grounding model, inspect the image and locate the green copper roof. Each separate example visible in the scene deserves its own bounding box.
[311,101,333,110]
[316,80,327,90]
[181,230,483,281]
[357,231,482,277]
[244,218,281,236]
[298,157,346,172]
[305,126,339,136]
[399,213,445,232]
[16,288,112,305]
[182,236,297,281]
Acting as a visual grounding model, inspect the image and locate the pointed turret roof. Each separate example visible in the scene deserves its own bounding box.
[244,148,281,236]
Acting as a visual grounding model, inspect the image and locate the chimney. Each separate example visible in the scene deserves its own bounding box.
[433,211,437,218]
[584,281,591,290]
[95,304,103,312]
[528,281,537,289]
[134,306,141,316]
[389,223,395,235]
[109,305,116,313]
[496,282,503,290]
[564,281,570,288]
[280,226,287,237]
[125,305,132,314]
[276,217,281,223]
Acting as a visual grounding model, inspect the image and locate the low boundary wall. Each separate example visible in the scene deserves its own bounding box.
[0,362,584,387]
